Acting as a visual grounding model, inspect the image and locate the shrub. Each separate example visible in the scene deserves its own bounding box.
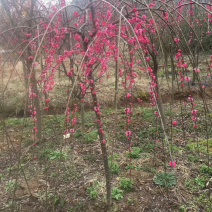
[86,180,101,200]
[200,164,212,176]
[120,178,133,191]
[154,172,177,187]
[128,147,141,159]
[112,187,124,200]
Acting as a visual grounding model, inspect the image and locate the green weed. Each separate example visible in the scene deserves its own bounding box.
[154,172,177,187]
[120,178,133,191]
[112,187,124,200]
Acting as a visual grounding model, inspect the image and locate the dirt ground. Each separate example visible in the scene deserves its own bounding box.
[0,61,212,211]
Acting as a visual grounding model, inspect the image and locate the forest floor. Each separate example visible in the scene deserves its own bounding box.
[0,100,212,212]
[0,59,212,211]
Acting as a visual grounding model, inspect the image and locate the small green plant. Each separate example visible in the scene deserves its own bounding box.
[51,172,57,178]
[86,180,101,200]
[153,172,177,187]
[4,201,20,210]
[179,205,187,211]
[186,176,207,192]
[200,164,212,176]
[0,174,4,181]
[54,196,65,207]
[165,109,175,116]
[5,179,18,192]
[117,132,127,142]
[37,191,54,201]
[73,131,83,138]
[84,130,98,143]
[109,154,120,174]
[128,198,133,204]
[18,164,26,170]
[186,139,212,155]
[120,178,133,191]
[171,145,183,152]
[194,177,206,188]
[194,193,212,212]
[187,155,199,162]
[110,162,120,174]
[125,165,135,170]
[5,118,23,127]
[69,202,84,212]
[48,150,67,160]
[128,147,141,158]
[112,187,124,200]
[142,108,154,120]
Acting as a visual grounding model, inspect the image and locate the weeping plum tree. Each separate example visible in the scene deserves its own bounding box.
[0,0,45,141]
[0,0,212,210]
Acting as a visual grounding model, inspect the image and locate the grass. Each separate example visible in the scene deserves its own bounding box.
[187,154,200,162]
[84,130,98,143]
[0,117,33,129]
[141,107,155,121]
[186,176,208,192]
[39,148,67,160]
[186,138,212,155]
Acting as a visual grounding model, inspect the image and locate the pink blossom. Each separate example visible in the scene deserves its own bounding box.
[169,161,176,167]
[126,130,132,137]
[137,98,142,104]
[125,108,132,114]
[146,57,150,62]
[126,93,132,98]
[191,110,197,115]
[184,76,191,81]
[188,97,193,102]
[194,68,200,73]
[76,43,81,48]
[192,116,197,121]
[149,1,156,8]
[172,121,177,126]
[94,107,100,112]
[70,129,75,133]
[74,12,79,17]
[142,15,146,20]
[174,38,180,43]
[50,80,55,85]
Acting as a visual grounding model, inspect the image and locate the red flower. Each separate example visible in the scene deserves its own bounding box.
[74,12,79,17]
[172,121,177,126]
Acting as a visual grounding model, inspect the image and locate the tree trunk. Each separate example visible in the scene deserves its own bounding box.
[114,59,118,112]
[32,75,42,141]
[88,71,111,207]
[80,100,85,133]
[152,56,167,128]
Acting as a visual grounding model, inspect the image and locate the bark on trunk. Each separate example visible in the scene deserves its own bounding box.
[88,71,111,206]
[152,56,167,128]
